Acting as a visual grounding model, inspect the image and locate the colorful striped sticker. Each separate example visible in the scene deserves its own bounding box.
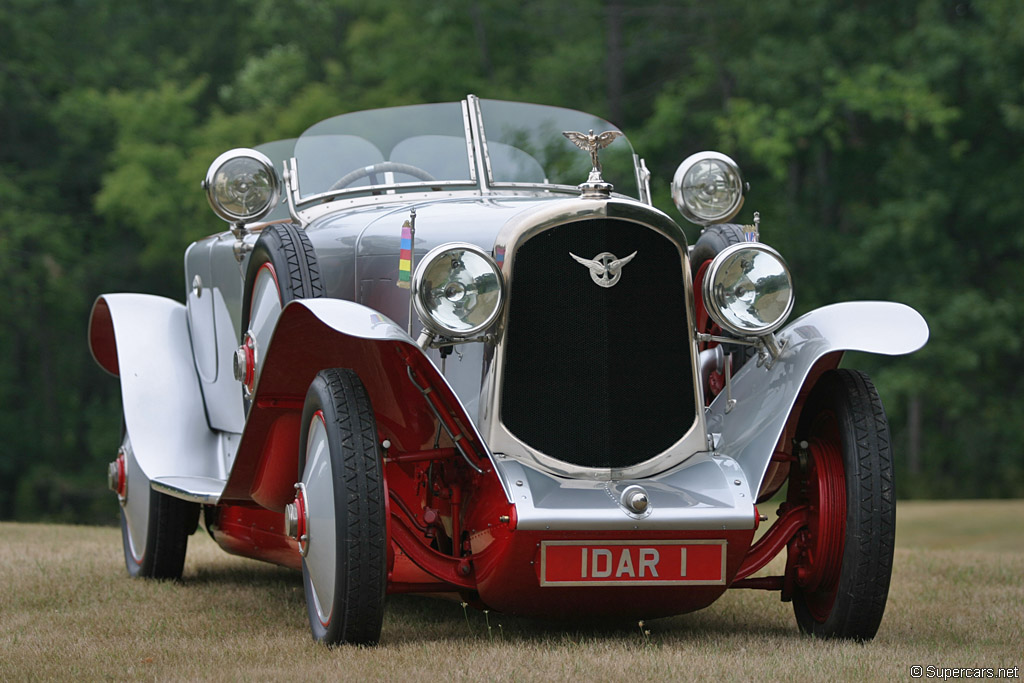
[397,220,413,288]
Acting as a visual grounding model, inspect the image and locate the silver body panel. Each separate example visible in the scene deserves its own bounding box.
[184,195,564,432]
[496,452,755,531]
[708,301,930,492]
[185,234,247,434]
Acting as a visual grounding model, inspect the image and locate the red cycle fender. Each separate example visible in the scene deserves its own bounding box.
[221,298,499,511]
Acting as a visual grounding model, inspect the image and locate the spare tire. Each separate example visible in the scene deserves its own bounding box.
[689,223,746,276]
[238,223,323,407]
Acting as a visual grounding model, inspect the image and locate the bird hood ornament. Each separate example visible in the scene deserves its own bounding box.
[563,129,623,198]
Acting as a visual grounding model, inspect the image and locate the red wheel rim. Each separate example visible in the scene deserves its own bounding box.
[295,485,309,556]
[790,411,847,622]
[242,333,256,393]
[115,450,127,499]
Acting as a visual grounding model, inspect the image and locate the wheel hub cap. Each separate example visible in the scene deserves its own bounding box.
[107,449,127,500]
[285,483,310,556]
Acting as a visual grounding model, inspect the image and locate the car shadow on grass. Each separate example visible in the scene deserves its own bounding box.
[381,593,794,645]
[173,559,795,644]
[184,561,301,589]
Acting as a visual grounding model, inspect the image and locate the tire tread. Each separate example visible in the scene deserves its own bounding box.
[794,369,894,640]
[241,223,322,335]
[689,223,746,273]
[301,368,386,646]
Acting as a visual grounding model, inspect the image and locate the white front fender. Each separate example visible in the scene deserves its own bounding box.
[88,294,223,483]
[705,301,928,493]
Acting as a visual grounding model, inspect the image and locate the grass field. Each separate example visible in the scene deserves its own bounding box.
[1,500,1022,681]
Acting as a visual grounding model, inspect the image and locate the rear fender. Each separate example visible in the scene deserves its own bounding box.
[88,294,222,481]
[706,301,929,496]
[221,298,503,510]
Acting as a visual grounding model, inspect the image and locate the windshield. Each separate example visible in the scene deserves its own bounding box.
[477,99,637,197]
[294,102,474,200]
[292,97,638,201]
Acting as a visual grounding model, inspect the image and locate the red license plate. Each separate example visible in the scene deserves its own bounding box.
[539,540,727,587]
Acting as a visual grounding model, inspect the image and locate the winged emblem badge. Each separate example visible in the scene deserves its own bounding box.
[570,251,637,288]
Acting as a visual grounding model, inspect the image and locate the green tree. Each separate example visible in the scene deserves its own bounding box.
[2,0,1023,525]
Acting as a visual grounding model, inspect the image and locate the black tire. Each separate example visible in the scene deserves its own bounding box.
[239,224,322,407]
[121,488,200,580]
[689,223,745,274]
[791,369,895,640]
[298,369,386,646]
[117,430,199,580]
[241,223,322,333]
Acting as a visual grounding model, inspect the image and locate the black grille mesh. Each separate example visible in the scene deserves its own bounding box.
[500,219,695,469]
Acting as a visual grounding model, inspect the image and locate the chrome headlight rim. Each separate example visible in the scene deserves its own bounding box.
[702,242,795,337]
[204,148,281,224]
[412,242,505,338]
[671,151,744,226]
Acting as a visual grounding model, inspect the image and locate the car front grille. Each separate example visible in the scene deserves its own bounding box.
[500,218,695,470]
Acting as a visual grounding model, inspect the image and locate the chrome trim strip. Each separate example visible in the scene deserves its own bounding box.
[298,179,475,207]
[460,99,477,182]
[294,189,572,224]
[151,475,225,505]
[481,198,708,481]
[284,158,302,225]
[634,154,652,205]
[487,182,579,192]
[467,94,492,191]
[485,182,635,201]
[484,182,635,202]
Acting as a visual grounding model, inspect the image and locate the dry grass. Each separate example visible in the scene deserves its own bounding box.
[1,501,1022,681]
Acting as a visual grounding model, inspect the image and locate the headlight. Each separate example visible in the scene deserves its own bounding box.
[203,149,280,224]
[671,151,744,225]
[412,243,504,338]
[702,243,794,336]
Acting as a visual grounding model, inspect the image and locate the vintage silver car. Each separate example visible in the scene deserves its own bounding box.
[88,95,928,645]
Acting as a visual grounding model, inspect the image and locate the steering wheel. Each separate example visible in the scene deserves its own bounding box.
[328,162,436,191]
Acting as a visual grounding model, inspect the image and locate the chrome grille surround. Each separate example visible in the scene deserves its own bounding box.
[480,198,708,481]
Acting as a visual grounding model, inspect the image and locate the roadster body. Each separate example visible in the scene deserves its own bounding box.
[89,96,928,644]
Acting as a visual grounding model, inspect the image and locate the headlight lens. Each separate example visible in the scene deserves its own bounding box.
[413,243,504,337]
[702,243,794,336]
[204,149,280,223]
[671,151,744,225]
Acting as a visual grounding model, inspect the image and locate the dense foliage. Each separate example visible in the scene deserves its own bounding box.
[2,0,1021,523]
